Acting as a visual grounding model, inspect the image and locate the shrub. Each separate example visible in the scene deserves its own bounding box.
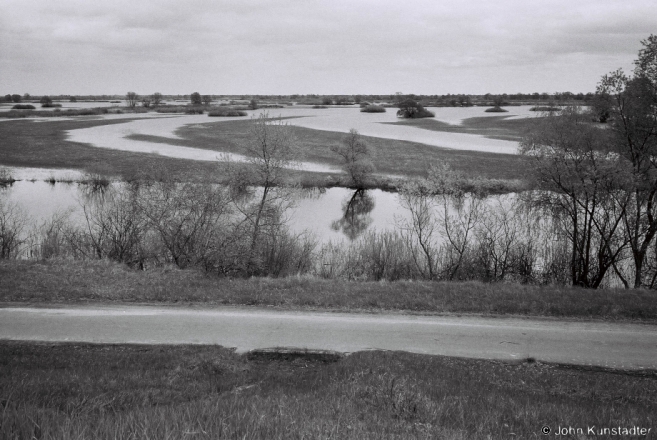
[11,104,35,110]
[360,104,386,113]
[312,105,328,109]
[396,99,434,118]
[484,106,508,113]
[208,109,248,117]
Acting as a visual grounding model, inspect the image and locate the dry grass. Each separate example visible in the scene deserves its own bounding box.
[2,259,656,321]
[1,342,654,439]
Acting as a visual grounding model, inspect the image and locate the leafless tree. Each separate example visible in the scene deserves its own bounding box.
[125,91,139,108]
[330,129,375,188]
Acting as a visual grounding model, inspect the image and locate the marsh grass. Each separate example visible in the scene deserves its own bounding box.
[0,107,115,117]
[208,108,248,117]
[11,104,36,110]
[1,342,655,439]
[2,259,657,321]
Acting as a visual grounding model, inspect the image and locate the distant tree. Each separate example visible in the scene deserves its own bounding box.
[141,97,151,107]
[321,97,332,105]
[248,99,258,110]
[190,92,202,105]
[202,95,212,105]
[492,95,505,107]
[11,94,21,103]
[40,96,52,106]
[4,94,11,102]
[151,93,163,106]
[396,99,435,118]
[125,92,139,107]
[23,93,30,101]
[69,96,77,102]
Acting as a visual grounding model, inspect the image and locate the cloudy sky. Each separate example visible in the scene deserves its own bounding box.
[1,0,655,96]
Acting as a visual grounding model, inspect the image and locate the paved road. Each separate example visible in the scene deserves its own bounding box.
[1,305,656,370]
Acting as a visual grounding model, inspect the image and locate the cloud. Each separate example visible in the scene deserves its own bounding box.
[0,0,654,94]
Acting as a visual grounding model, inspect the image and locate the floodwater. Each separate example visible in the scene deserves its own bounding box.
[64,106,536,165]
[0,180,406,244]
[66,113,339,173]
[1,105,535,242]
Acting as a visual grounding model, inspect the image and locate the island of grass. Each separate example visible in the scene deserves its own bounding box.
[360,104,386,113]
[485,105,508,112]
[11,104,36,110]
[208,108,248,117]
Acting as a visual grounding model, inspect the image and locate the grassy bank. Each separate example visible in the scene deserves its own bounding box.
[2,259,657,321]
[1,342,654,439]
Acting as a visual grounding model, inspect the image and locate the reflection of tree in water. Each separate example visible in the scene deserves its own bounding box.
[331,189,375,241]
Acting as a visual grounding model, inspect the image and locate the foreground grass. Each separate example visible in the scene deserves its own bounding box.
[2,259,657,322]
[1,342,654,439]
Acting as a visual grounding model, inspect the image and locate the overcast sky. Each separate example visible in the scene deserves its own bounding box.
[1,0,655,96]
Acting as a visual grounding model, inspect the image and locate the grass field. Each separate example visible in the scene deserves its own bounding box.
[132,117,531,181]
[0,116,530,189]
[3,259,656,322]
[1,342,654,439]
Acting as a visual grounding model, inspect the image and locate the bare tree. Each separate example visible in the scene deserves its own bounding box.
[151,92,163,106]
[330,129,375,188]
[0,199,28,259]
[227,113,298,275]
[125,92,139,108]
[520,107,630,288]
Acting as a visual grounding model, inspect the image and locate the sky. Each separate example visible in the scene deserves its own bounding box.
[1,0,656,96]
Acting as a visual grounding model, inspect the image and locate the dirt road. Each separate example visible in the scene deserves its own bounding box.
[1,305,655,369]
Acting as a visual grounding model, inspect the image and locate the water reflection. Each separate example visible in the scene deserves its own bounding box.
[331,189,375,240]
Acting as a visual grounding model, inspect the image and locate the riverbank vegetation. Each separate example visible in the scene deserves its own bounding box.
[2,259,656,320]
[1,342,654,439]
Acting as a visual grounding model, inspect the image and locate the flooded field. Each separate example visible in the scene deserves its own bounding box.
[63,105,534,162]
[1,180,405,244]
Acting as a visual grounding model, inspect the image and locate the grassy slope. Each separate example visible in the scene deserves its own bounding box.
[3,259,657,322]
[1,342,654,439]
